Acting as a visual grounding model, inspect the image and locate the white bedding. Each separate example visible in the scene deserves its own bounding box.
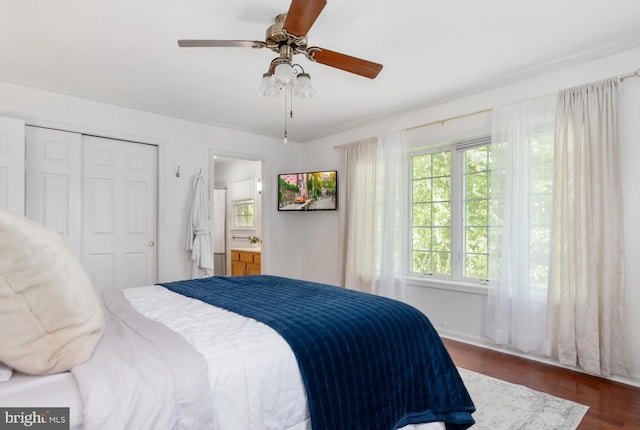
[124,285,310,430]
[0,372,83,430]
[1,285,445,430]
[124,285,444,430]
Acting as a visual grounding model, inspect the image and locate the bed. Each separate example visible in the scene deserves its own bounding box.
[0,211,475,430]
[1,276,475,430]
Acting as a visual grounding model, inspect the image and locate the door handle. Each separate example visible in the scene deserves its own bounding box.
[148,240,155,247]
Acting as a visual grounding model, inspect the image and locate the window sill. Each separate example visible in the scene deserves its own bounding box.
[405,276,488,296]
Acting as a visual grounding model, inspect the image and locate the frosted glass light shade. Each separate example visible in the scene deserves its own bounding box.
[274,63,294,85]
[259,73,280,96]
[294,73,316,99]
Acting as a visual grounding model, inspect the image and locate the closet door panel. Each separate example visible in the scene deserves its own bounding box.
[40,174,69,233]
[125,181,147,234]
[25,126,82,256]
[126,252,147,287]
[90,253,115,291]
[25,127,158,290]
[83,136,157,290]
[0,117,25,215]
[89,178,115,234]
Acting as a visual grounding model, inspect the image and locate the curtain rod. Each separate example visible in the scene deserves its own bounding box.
[405,108,493,132]
[399,65,639,134]
[332,108,492,149]
[400,66,639,133]
[404,86,564,133]
[619,68,640,81]
[334,66,639,150]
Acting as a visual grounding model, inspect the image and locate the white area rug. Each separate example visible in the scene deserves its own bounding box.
[458,368,589,430]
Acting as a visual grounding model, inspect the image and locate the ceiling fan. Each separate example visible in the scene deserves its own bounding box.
[177,0,383,80]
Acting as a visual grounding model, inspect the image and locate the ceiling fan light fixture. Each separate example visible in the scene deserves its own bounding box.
[274,62,295,85]
[259,73,280,97]
[293,72,316,99]
[178,0,383,144]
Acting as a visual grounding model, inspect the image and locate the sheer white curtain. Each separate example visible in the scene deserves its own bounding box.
[340,138,377,293]
[549,79,629,377]
[486,95,556,355]
[339,131,408,299]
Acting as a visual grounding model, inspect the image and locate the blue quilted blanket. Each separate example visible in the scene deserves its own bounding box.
[160,275,475,430]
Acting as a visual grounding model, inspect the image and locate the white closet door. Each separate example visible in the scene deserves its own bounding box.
[0,117,25,215]
[25,126,82,257]
[82,136,157,290]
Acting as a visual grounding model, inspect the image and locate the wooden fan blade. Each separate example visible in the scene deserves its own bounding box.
[307,47,383,79]
[178,40,266,49]
[283,0,327,37]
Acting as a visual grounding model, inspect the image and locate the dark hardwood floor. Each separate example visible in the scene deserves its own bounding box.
[443,338,640,429]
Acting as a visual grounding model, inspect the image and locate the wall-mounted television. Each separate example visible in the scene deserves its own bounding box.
[278,170,337,211]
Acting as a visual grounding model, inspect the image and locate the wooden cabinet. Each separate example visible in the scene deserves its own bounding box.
[231,249,261,276]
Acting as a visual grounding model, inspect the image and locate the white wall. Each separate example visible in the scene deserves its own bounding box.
[302,46,640,382]
[0,80,305,282]
[2,46,638,382]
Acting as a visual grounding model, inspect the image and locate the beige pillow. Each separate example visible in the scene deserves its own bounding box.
[0,210,104,375]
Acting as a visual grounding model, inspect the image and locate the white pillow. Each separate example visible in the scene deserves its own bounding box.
[0,210,104,375]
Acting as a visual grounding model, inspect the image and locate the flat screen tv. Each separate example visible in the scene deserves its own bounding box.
[278,170,337,211]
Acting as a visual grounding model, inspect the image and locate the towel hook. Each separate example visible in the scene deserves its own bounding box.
[175,165,181,178]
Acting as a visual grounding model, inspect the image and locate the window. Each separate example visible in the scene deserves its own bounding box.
[411,151,452,276]
[229,177,257,228]
[233,199,255,227]
[410,138,491,282]
[527,129,555,289]
[463,146,491,280]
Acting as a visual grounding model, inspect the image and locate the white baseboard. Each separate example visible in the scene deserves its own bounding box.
[439,328,640,388]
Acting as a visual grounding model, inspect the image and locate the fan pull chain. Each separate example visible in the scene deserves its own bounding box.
[290,85,294,119]
[283,85,288,144]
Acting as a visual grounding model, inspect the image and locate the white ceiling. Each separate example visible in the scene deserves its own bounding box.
[1,0,640,142]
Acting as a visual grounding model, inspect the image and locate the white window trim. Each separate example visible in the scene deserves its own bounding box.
[408,136,491,287]
[232,198,255,228]
[406,275,489,296]
[457,137,492,284]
